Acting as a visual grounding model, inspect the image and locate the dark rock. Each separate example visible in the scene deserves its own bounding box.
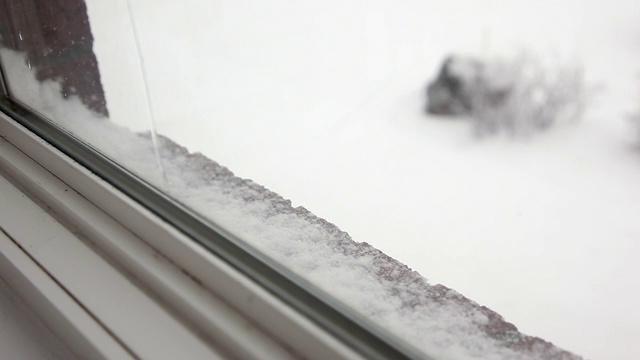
[427,55,511,116]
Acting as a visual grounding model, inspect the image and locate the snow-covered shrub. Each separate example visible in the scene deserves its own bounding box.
[470,54,588,137]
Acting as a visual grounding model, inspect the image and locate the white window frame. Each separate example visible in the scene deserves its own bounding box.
[0,71,426,359]
[0,106,371,359]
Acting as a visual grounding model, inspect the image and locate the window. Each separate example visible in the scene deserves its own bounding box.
[1,1,639,359]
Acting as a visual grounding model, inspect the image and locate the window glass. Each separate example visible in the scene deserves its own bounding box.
[0,0,166,183]
[1,1,639,359]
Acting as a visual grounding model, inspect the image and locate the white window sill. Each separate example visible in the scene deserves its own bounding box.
[0,110,362,359]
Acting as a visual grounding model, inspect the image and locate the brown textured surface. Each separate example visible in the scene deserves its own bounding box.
[0,0,107,116]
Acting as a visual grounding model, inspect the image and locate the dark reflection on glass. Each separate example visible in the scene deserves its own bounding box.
[0,0,107,116]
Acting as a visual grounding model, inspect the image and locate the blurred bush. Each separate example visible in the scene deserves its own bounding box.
[470,54,588,137]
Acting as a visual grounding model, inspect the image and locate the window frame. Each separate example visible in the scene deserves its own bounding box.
[0,149,223,360]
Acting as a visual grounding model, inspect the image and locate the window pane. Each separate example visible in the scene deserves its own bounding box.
[2,1,639,359]
[0,0,107,116]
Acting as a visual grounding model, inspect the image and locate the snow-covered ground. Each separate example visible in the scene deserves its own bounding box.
[79,1,639,359]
